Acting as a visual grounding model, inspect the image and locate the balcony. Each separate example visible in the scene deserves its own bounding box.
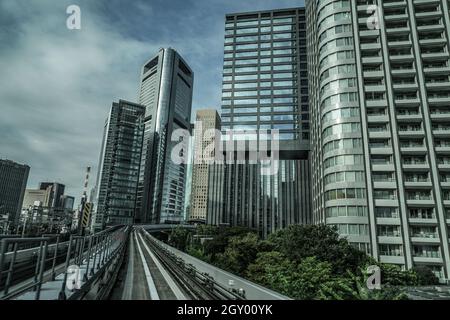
[400,146,427,155]
[410,229,440,243]
[391,65,416,76]
[396,109,422,121]
[379,255,405,264]
[441,192,450,206]
[404,176,431,188]
[376,217,400,225]
[384,12,408,22]
[424,65,450,76]
[413,247,441,257]
[419,38,447,47]
[403,161,429,172]
[417,23,444,33]
[440,176,450,188]
[398,126,424,137]
[438,158,450,170]
[406,193,434,206]
[377,235,403,244]
[422,52,449,61]
[413,256,442,264]
[409,218,438,225]
[432,122,450,134]
[431,110,450,121]
[393,82,418,91]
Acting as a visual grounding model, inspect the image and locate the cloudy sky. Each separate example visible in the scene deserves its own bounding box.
[0,0,305,202]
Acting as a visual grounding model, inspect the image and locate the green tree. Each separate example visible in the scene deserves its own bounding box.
[412,266,440,285]
[247,254,355,300]
[195,224,219,237]
[245,251,298,294]
[215,233,261,275]
[168,226,191,251]
[186,246,207,261]
[379,263,418,287]
[203,226,256,261]
[267,225,368,275]
[341,269,409,300]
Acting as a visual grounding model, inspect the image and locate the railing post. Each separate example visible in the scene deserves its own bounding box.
[58,235,74,300]
[107,234,112,260]
[83,236,93,282]
[33,241,44,291]
[91,235,98,275]
[4,242,18,295]
[51,235,60,281]
[35,241,48,300]
[74,238,81,265]
[0,239,7,291]
[97,234,104,269]
[100,234,106,266]
[78,236,86,265]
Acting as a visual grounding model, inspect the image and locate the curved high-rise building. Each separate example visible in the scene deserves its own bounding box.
[307,0,450,280]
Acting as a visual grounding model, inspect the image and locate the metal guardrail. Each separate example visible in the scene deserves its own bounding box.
[0,237,50,299]
[61,227,129,300]
[0,226,127,300]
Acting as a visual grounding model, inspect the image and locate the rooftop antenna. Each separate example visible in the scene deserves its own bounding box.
[77,166,91,235]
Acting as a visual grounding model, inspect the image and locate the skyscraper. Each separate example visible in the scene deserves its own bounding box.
[93,100,145,228]
[209,8,311,237]
[23,188,51,208]
[61,195,75,211]
[136,48,194,224]
[0,159,29,226]
[306,0,450,280]
[39,182,65,209]
[189,109,222,222]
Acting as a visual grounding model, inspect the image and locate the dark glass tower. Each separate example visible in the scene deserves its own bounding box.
[0,159,29,226]
[39,182,65,209]
[135,48,194,224]
[93,100,145,228]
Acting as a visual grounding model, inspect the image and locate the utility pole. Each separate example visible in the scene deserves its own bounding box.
[21,212,28,238]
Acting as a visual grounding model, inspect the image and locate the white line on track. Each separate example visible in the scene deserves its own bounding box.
[134,231,160,300]
[137,231,187,300]
[121,232,135,300]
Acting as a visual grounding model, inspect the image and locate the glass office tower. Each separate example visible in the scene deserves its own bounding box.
[93,100,145,228]
[306,0,450,280]
[38,182,65,209]
[136,48,194,224]
[0,159,29,226]
[209,8,311,237]
[222,8,309,145]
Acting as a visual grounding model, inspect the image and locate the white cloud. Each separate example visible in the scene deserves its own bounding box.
[0,0,305,203]
[0,0,156,200]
